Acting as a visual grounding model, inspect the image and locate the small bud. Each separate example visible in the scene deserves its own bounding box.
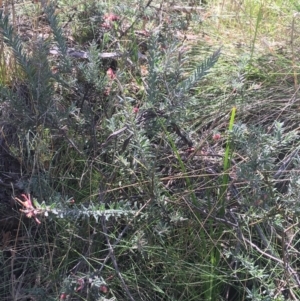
[104,87,111,96]
[212,133,221,141]
[104,13,120,22]
[99,285,109,294]
[106,68,116,80]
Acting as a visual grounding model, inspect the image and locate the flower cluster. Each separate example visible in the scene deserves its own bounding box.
[14,194,42,224]
[101,13,120,29]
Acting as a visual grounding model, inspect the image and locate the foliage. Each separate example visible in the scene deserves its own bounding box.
[0,0,299,301]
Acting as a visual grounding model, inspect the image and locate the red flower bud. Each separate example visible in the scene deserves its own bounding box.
[104,13,120,22]
[99,285,109,294]
[106,68,116,80]
[212,133,221,141]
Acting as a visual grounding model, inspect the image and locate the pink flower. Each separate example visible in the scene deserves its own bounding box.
[14,194,41,224]
[75,278,85,292]
[185,147,195,153]
[133,107,139,113]
[106,68,116,80]
[104,13,120,22]
[99,285,109,294]
[101,13,120,29]
[212,133,221,141]
[101,22,112,29]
